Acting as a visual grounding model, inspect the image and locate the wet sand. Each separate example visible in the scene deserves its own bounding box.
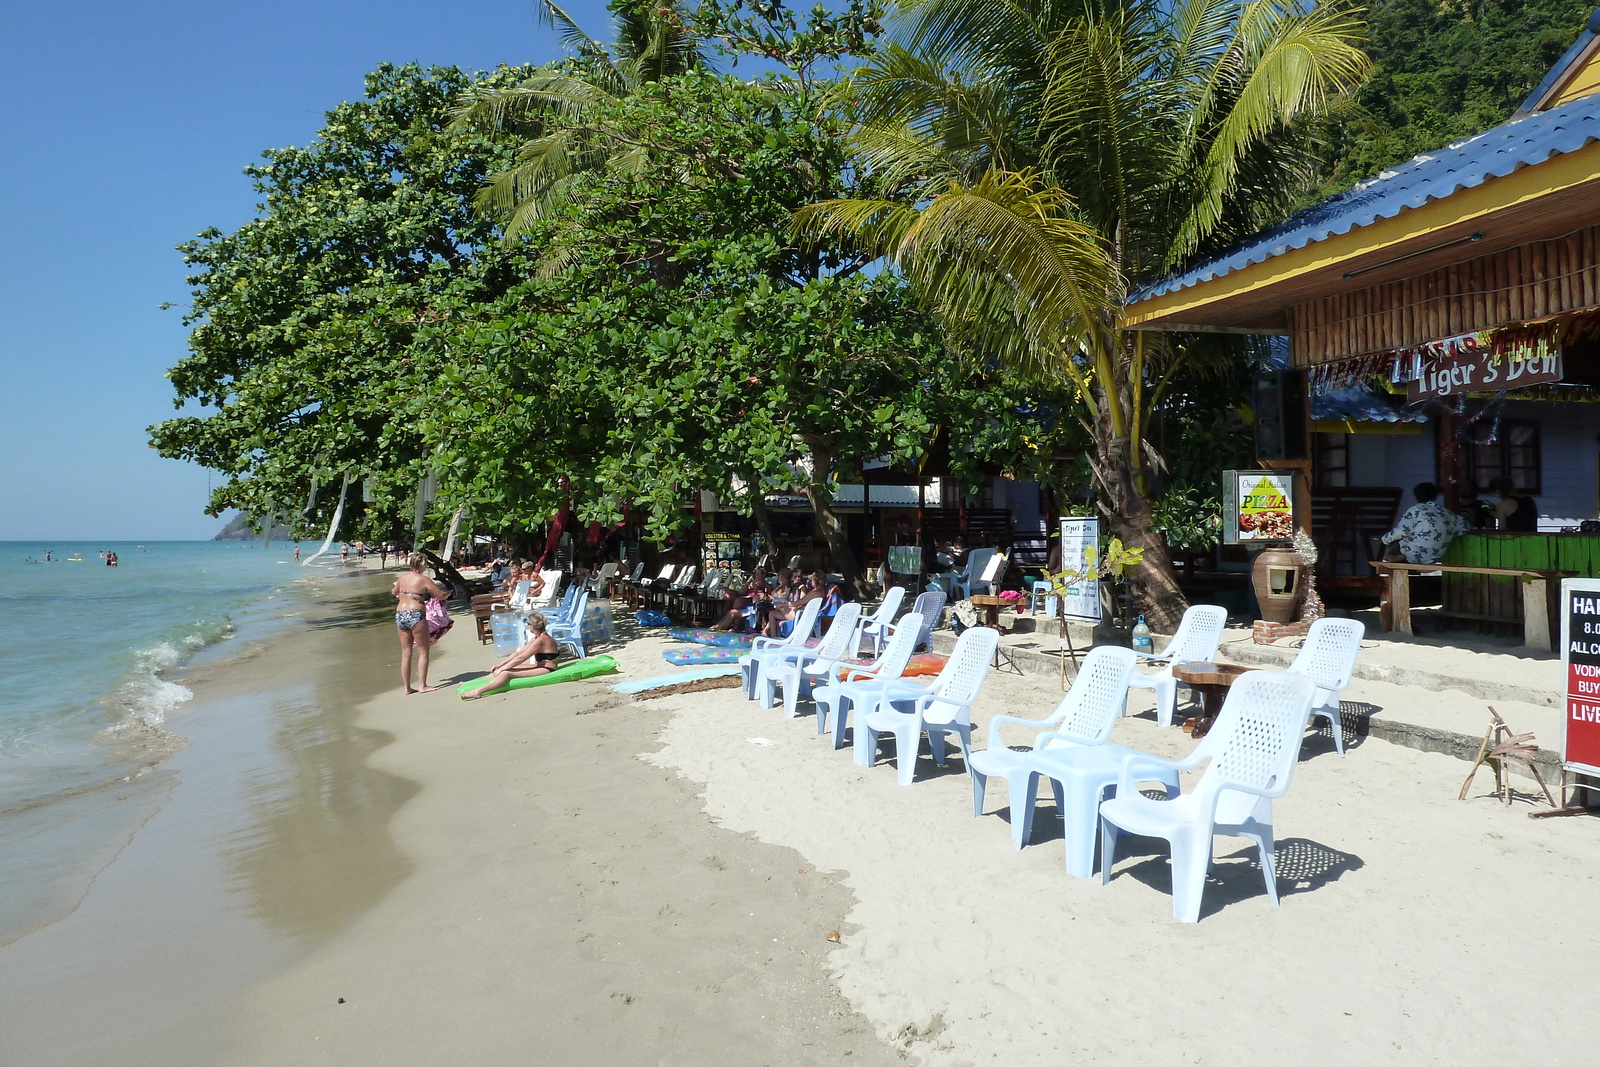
[1,580,899,1066]
[219,619,898,1066]
[0,573,412,1066]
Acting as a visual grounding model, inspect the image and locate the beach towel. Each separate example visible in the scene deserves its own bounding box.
[666,627,756,648]
[426,598,453,640]
[613,666,742,694]
[836,653,947,680]
[662,647,745,666]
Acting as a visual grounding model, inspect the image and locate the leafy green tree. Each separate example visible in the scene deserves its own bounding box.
[794,0,1369,628]
[1315,0,1595,191]
[420,71,1074,588]
[451,0,710,237]
[150,62,530,540]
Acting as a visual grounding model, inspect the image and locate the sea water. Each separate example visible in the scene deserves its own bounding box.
[0,541,330,807]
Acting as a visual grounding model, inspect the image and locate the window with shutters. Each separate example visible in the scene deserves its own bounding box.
[1462,419,1541,495]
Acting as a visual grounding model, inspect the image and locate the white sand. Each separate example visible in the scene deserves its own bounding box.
[650,666,1600,1065]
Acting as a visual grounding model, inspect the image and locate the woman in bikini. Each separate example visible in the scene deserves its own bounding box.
[465,612,559,699]
[392,556,450,694]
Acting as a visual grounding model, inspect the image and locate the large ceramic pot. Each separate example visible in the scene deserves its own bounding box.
[1252,548,1305,624]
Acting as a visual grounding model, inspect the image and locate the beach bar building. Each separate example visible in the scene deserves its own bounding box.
[1124,9,1600,645]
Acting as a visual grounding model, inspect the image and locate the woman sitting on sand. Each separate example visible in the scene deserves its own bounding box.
[392,556,451,694]
[466,612,558,699]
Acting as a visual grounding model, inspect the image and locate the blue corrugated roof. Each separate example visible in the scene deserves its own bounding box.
[1131,89,1600,305]
[1310,384,1426,424]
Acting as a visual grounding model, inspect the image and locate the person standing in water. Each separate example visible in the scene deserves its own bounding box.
[391,557,450,694]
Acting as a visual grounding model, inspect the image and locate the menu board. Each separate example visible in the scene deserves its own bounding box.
[1561,579,1600,776]
[1222,469,1296,544]
[1058,517,1101,623]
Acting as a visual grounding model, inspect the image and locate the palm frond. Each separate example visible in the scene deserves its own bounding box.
[1167,0,1368,261]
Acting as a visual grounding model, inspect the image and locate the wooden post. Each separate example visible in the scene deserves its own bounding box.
[1391,568,1413,634]
[1521,576,1553,651]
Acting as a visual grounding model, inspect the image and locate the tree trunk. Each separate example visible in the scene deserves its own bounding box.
[747,478,779,565]
[800,442,865,598]
[1087,395,1189,634]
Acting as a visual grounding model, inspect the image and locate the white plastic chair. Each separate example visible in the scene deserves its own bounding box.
[739,599,823,700]
[1029,580,1058,618]
[1098,670,1319,922]
[1127,604,1229,726]
[1286,617,1364,756]
[856,586,906,656]
[759,603,864,717]
[969,646,1139,848]
[813,613,924,749]
[529,569,564,608]
[858,626,999,785]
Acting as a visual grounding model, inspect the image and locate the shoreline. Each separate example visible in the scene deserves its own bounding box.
[0,566,410,1066]
[215,612,900,1065]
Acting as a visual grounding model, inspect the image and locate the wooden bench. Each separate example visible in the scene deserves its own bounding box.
[1371,562,1572,651]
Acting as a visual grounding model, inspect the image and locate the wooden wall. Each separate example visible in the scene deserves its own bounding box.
[1289,225,1600,366]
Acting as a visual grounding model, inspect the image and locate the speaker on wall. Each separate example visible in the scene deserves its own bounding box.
[1252,370,1307,461]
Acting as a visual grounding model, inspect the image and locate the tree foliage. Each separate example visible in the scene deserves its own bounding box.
[794,0,1369,626]
[1315,0,1596,191]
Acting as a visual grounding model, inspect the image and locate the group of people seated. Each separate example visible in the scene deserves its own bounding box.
[487,558,546,601]
[708,566,842,637]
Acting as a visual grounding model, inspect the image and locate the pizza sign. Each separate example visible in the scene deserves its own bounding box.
[1224,470,1296,543]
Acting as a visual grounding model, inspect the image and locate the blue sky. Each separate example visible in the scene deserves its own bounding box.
[0,0,613,541]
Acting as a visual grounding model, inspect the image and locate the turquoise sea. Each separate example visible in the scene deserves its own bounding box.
[0,540,323,809]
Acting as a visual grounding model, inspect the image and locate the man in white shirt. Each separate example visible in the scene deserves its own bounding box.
[1382,482,1468,564]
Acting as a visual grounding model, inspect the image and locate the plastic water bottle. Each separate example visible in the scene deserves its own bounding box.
[1131,615,1153,654]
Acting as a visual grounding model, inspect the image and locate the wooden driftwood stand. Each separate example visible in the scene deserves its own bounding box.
[1458,706,1557,807]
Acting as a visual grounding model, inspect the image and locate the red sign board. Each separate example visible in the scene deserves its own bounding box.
[1562,581,1600,776]
[1406,335,1563,401]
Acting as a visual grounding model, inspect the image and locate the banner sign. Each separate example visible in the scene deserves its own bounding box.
[1561,579,1600,777]
[886,545,922,576]
[1222,470,1296,544]
[1398,332,1563,402]
[1058,517,1101,623]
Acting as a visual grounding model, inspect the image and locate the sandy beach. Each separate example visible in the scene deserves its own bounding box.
[6,586,1599,1065]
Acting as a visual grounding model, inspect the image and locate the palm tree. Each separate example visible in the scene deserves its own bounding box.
[795,0,1368,628]
[453,0,708,238]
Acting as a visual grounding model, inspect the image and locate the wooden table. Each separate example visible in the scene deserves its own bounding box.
[968,594,1008,633]
[1170,661,1255,738]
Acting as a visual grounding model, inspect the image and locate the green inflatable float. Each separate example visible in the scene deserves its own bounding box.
[456,655,620,697]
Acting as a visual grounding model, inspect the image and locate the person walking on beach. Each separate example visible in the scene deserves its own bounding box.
[392,557,450,694]
[340,542,350,565]
[465,612,559,699]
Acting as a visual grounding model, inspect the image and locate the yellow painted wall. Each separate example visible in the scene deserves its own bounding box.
[1549,46,1600,108]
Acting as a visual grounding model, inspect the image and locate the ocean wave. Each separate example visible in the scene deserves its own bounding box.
[102,620,236,729]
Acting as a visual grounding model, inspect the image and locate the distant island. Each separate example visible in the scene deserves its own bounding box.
[212,514,290,541]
